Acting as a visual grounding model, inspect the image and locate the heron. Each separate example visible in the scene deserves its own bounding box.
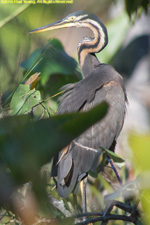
[30,11,127,211]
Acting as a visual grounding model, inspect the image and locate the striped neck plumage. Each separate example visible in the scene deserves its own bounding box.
[77,18,108,70]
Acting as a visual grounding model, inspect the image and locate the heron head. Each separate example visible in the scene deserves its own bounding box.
[29,11,99,33]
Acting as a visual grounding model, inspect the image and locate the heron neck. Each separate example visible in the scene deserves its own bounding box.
[77,19,108,70]
[81,53,100,78]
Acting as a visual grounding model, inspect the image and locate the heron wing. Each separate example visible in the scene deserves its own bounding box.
[58,64,122,113]
[53,64,126,198]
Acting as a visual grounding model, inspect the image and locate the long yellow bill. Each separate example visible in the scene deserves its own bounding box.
[29,19,73,34]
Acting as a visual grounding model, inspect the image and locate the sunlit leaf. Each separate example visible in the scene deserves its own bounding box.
[25,72,41,90]
[129,133,150,225]
[141,189,150,225]
[0,4,31,28]
[100,146,124,163]
[10,84,42,115]
[129,133,150,172]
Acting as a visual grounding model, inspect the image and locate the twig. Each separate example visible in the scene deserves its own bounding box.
[76,212,103,218]
[75,214,137,225]
[131,198,141,217]
[50,196,72,217]
[100,200,115,225]
[115,200,134,213]
[75,200,140,225]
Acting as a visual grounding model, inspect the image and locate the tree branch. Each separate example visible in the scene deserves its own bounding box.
[75,214,137,225]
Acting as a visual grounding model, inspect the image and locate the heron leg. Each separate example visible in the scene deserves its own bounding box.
[80,178,87,221]
[107,156,122,185]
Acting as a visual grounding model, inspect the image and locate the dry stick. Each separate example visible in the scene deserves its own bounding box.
[114,200,134,213]
[76,201,139,218]
[76,212,103,218]
[101,200,140,225]
[131,198,141,218]
[75,214,137,225]
[100,200,117,225]
[75,200,139,225]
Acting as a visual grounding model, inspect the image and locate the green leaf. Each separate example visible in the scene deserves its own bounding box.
[129,133,150,172]
[96,152,108,174]
[21,39,81,86]
[129,133,150,225]
[125,0,149,17]
[0,4,31,29]
[0,102,108,185]
[100,146,124,163]
[141,188,150,225]
[10,84,42,115]
[0,114,30,137]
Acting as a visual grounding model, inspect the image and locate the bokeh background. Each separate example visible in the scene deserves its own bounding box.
[0,1,150,224]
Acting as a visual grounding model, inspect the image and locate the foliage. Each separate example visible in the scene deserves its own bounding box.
[129,133,150,225]
[0,38,111,224]
[125,0,149,18]
[0,42,142,224]
[97,11,129,64]
[0,92,108,204]
[21,38,81,97]
[0,1,150,224]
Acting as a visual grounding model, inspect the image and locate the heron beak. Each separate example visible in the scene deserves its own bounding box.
[29,19,74,34]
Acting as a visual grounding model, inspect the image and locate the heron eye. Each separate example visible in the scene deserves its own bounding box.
[70,16,75,21]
